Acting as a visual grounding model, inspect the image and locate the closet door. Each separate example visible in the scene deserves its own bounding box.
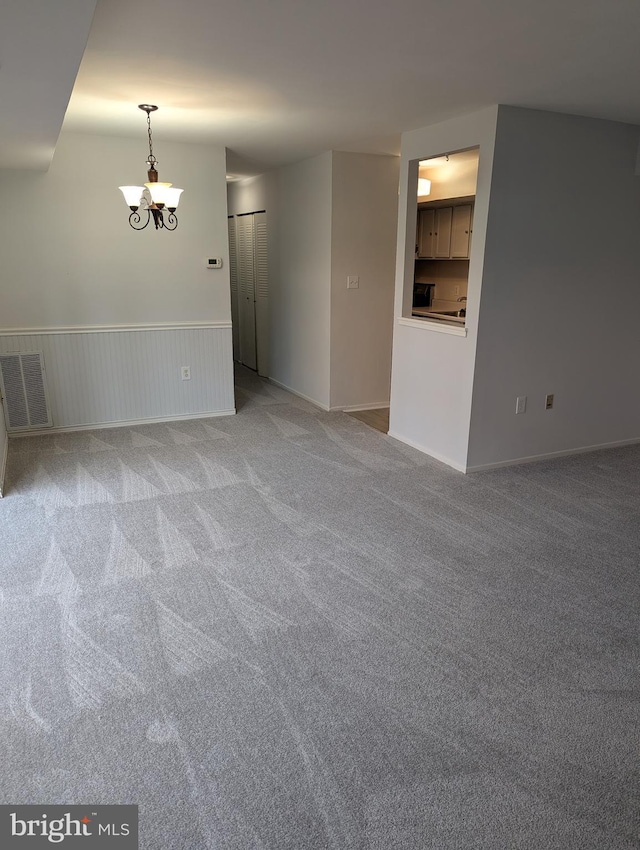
[0,388,7,497]
[227,216,240,361]
[236,214,257,371]
[253,211,269,377]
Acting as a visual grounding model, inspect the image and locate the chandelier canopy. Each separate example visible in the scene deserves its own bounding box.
[119,105,183,231]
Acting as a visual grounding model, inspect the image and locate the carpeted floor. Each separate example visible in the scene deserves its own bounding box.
[1,366,639,849]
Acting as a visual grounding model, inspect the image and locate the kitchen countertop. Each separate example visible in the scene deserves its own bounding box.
[411,307,466,325]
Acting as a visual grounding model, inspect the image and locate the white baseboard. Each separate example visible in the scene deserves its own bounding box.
[0,430,7,497]
[8,409,236,439]
[334,402,390,413]
[387,430,467,473]
[268,378,330,411]
[466,436,640,472]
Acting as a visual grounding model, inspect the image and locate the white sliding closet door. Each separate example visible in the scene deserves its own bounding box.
[227,216,240,362]
[236,213,257,371]
[232,211,269,376]
[0,390,6,497]
[253,211,269,378]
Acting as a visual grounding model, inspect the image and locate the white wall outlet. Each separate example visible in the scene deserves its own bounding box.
[454,285,460,298]
[347,275,360,289]
[181,366,191,381]
[545,393,554,410]
[516,396,527,414]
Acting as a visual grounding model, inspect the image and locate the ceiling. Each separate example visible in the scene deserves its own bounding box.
[3,0,640,174]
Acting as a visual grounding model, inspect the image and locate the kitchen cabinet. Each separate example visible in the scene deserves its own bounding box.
[434,207,452,257]
[417,202,473,259]
[417,209,435,258]
[450,205,472,258]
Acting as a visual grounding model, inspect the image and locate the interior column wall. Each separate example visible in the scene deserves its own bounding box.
[468,107,640,469]
[388,107,499,471]
[329,152,399,410]
[270,153,333,409]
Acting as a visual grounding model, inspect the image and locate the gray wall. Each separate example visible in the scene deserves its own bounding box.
[0,132,231,329]
[330,152,399,410]
[468,107,640,468]
[272,153,333,408]
[0,131,235,430]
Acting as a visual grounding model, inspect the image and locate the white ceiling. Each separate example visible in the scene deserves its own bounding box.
[3,0,640,173]
[0,0,97,169]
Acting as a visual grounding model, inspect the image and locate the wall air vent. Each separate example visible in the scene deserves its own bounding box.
[0,352,52,431]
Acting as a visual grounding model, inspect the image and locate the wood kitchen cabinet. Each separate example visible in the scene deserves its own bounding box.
[417,202,473,259]
[450,204,473,258]
[417,208,435,258]
[434,207,452,257]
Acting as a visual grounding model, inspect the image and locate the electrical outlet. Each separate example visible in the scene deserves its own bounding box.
[515,396,527,414]
[454,285,460,298]
[347,275,360,289]
[545,393,554,410]
[181,366,191,381]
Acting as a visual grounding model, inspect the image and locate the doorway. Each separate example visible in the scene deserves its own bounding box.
[227,211,269,377]
[0,388,7,497]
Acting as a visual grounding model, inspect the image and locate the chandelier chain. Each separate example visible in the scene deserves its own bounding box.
[146,110,157,166]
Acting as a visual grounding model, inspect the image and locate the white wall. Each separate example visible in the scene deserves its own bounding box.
[227,172,275,219]
[0,132,231,328]
[271,153,333,408]
[389,108,499,471]
[468,107,640,468]
[0,327,234,430]
[0,131,235,428]
[330,152,399,410]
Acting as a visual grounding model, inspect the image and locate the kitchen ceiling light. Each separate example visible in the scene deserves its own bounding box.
[118,105,183,231]
[417,177,431,197]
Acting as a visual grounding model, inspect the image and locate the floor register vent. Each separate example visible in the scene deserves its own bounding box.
[0,352,52,430]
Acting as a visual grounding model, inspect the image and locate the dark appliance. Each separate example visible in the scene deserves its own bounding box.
[413,282,434,309]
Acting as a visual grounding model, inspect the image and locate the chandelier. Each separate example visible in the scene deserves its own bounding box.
[119,105,183,231]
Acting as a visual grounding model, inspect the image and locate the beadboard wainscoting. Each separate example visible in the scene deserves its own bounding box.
[0,324,235,432]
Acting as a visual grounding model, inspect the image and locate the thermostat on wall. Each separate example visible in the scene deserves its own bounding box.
[207,257,223,269]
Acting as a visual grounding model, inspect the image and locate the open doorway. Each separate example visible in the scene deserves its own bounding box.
[227,211,269,377]
[0,388,7,496]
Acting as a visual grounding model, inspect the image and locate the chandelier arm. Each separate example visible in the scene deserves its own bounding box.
[163,211,178,231]
[128,209,151,230]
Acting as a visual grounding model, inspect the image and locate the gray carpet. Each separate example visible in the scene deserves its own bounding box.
[1,366,639,849]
